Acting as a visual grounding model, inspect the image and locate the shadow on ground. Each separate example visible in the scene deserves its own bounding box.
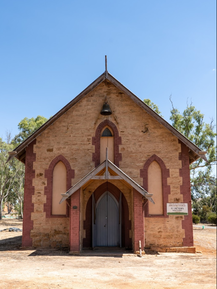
[0,236,22,251]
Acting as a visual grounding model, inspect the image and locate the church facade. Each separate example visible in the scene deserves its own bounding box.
[10,69,206,254]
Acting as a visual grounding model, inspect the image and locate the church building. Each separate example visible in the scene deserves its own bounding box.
[9,62,206,254]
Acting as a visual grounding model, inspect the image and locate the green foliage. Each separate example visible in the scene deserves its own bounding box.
[200,205,212,222]
[12,116,48,145]
[207,212,217,225]
[144,99,163,116]
[169,100,216,223]
[7,160,25,218]
[0,115,48,219]
[144,97,216,222]
[0,137,24,219]
[170,101,216,171]
[192,181,217,222]
[192,214,200,224]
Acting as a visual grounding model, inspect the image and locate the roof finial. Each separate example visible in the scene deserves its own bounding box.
[105,55,108,76]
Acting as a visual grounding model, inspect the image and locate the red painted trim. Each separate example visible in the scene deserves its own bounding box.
[94,182,120,203]
[22,140,36,247]
[83,182,131,249]
[179,141,193,246]
[44,155,74,218]
[70,189,80,252]
[133,189,144,252]
[92,119,122,167]
[140,154,170,218]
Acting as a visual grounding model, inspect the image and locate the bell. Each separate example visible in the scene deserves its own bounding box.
[100,102,112,115]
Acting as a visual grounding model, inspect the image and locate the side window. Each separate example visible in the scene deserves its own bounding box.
[52,161,67,215]
[148,161,163,215]
[100,127,114,163]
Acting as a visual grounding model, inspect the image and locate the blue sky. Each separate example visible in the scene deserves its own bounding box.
[0,0,216,140]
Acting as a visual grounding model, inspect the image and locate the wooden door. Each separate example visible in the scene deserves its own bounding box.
[95,192,119,247]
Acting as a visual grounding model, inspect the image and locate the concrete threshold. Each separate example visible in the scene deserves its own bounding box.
[79,247,133,257]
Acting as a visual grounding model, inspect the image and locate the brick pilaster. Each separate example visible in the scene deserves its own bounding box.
[133,189,144,253]
[22,140,36,247]
[70,189,80,253]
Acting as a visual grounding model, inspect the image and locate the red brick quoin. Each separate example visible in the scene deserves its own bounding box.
[44,155,74,218]
[22,140,36,247]
[140,154,170,217]
[179,141,193,246]
[92,119,122,167]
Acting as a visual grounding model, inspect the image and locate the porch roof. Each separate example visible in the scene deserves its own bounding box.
[59,158,154,204]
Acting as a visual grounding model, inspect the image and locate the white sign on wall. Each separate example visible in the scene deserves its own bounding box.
[167,203,188,215]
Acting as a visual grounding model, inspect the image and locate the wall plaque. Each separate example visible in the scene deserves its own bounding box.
[167,203,188,215]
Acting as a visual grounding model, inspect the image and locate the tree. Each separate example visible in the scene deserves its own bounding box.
[12,115,48,145]
[170,100,216,170]
[0,138,24,219]
[0,116,48,219]
[6,161,25,218]
[192,176,217,222]
[144,98,216,217]
[169,100,216,207]
[144,99,163,116]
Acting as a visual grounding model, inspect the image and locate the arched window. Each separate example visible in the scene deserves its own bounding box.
[100,127,114,163]
[140,154,170,218]
[44,155,74,218]
[148,161,163,215]
[52,161,67,215]
[92,119,122,167]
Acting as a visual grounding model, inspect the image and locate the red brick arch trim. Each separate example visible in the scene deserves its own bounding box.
[140,154,170,217]
[92,120,122,167]
[44,155,74,218]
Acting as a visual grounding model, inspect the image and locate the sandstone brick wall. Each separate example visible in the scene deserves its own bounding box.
[28,79,189,249]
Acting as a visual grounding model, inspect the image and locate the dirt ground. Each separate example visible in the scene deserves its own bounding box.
[0,219,216,289]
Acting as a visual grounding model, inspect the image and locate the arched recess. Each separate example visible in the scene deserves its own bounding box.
[148,161,163,215]
[100,126,114,162]
[92,120,122,167]
[140,154,170,217]
[83,182,131,249]
[52,161,67,215]
[44,155,74,218]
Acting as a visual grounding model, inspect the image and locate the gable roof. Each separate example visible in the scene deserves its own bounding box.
[59,158,154,204]
[8,70,207,163]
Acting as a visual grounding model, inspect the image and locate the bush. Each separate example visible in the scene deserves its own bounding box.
[207,212,217,225]
[192,214,200,224]
[200,205,212,222]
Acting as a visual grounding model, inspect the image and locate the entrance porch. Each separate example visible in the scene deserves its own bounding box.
[59,159,154,254]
